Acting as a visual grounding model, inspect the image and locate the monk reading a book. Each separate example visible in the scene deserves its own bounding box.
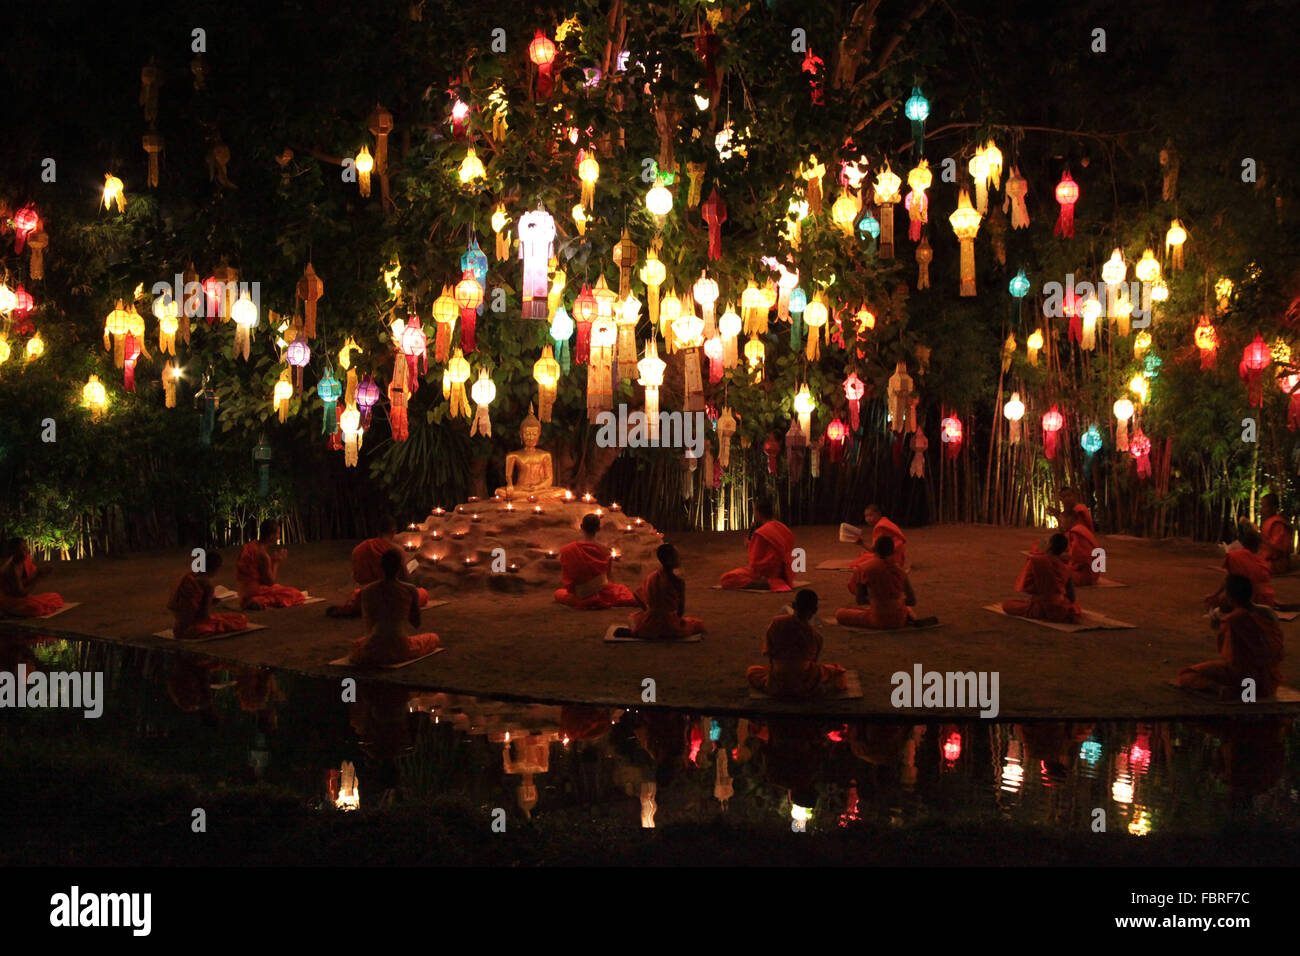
[166,551,250,640]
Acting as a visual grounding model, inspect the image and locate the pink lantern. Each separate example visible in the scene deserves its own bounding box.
[1041,406,1064,459]
[1239,334,1271,407]
[844,372,866,430]
[702,188,727,261]
[703,335,724,384]
[401,317,428,392]
[1280,372,1300,431]
[942,731,962,763]
[123,332,141,392]
[573,284,596,365]
[825,418,847,462]
[13,205,39,253]
[1130,428,1152,480]
[287,337,311,389]
[355,376,380,426]
[941,415,962,459]
[529,30,557,98]
[1053,172,1078,239]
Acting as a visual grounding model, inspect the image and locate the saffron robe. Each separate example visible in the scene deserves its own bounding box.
[1066,523,1101,586]
[1177,605,1284,699]
[1069,503,1094,532]
[720,520,795,590]
[1262,514,1293,575]
[1002,552,1082,622]
[859,517,907,570]
[167,572,249,640]
[629,569,704,639]
[1221,549,1275,608]
[746,614,846,698]
[836,556,911,629]
[330,537,429,617]
[235,540,306,608]
[554,540,637,609]
[348,579,440,666]
[0,555,64,617]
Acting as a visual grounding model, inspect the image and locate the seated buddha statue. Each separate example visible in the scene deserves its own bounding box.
[495,406,569,499]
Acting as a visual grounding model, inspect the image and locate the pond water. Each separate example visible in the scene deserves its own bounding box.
[4,638,1299,839]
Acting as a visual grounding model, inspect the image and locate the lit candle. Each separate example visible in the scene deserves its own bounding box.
[610,502,622,512]
[564,490,575,502]
[634,517,644,527]
[467,496,480,503]
[452,529,468,539]
[582,492,594,503]
[506,502,514,511]
[432,530,442,539]
[594,507,604,517]
[507,563,520,573]
[533,505,544,514]
[610,548,621,560]
[456,505,466,514]
[464,556,475,566]
[433,507,446,516]
[546,549,557,558]
[528,494,538,503]
[492,494,502,502]
[624,524,634,533]
[471,513,481,522]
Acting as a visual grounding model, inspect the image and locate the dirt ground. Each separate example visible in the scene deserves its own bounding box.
[5,523,1299,719]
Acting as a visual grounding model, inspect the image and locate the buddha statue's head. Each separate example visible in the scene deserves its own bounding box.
[520,404,542,448]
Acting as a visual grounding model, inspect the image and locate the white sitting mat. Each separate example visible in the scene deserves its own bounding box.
[823,616,942,631]
[749,670,863,700]
[983,604,1136,632]
[27,602,82,620]
[153,623,269,642]
[603,624,703,643]
[711,580,811,591]
[329,647,445,669]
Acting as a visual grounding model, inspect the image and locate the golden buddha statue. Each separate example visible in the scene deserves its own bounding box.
[496,406,568,499]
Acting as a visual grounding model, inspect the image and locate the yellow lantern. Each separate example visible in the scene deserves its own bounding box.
[672,309,705,350]
[1129,374,1148,402]
[906,159,932,239]
[785,196,809,249]
[156,298,178,354]
[983,140,1003,190]
[588,317,618,422]
[1134,248,1160,283]
[948,190,982,296]
[830,191,860,237]
[1151,278,1169,302]
[338,335,363,370]
[616,293,642,381]
[273,369,293,423]
[873,164,902,258]
[967,145,991,214]
[854,306,876,333]
[640,249,666,328]
[104,300,132,367]
[355,146,373,197]
[572,203,588,236]
[83,375,108,419]
[1165,219,1187,270]
[103,173,125,212]
[25,333,44,361]
[592,274,618,320]
[800,154,826,213]
[1113,397,1134,451]
[637,336,668,441]
[492,204,511,260]
[1134,330,1152,357]
[469,367,496,437]
[1113,287,1134,336]
[1026,328,1044,366]
[1080,294,1102,351]
[458,147,486,185]
[803,292,829,359]
[744,334,765,382]
[1101,248,1127,287]
[1214,277,1234,313]
[646,182,673,229]
[442,348,471,418]
[793,383,815,441]
[740,282,766,335]
[533,345,561,422]
[547,265,566,321]
[231,292,258,360]
[339,403,362,467]
[578,155,600,209]
[660,292,681,351]
[693,273,719,334]
[0,284,15,313]
[162,360,180,408]
[719,305,741,368]
[0,337,9,364]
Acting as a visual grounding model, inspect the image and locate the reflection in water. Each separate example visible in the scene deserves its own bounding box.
[4,637,1300,840]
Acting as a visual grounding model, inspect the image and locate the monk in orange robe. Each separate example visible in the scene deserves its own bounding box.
[1048,486,1094,533]
[1206,528,1276,612]
[747,589,847,698]
[720,497,795,590]
[854,504,907,570]
[235,519,307,610]
[1260,493,1293,575]
[348,549,441,666]
[621,543,705,639]
[1002,533,1082,623]
[837,537,935,629]
[554,513,638,609]
[1064,511,1101,586]
[166,551,250,640]
[0,538,64,618]
[327,517,429,617]
[1178,574,1284,700]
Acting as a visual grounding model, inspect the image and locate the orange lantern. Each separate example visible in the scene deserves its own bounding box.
[1194,316,1218,369]
[455,271,484,352]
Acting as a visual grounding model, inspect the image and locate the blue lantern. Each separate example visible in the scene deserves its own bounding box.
[317,367,342,435]
[904,86,929,155]
[859,212,881,240]
[1143,352,1162,379]
[1079,738,1103,765]
[461,236,489,320]
[549,306,574,373]
[1009,269,1031,298]
[1081,425,1103,456]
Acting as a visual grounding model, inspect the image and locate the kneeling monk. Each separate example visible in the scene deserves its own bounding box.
[747,589,846,698]
[554,514,638,609]
[836,537,928,629]
[720,497,795,591]
[622,544,705,639]
[1178,574,1284,700]
[235,519,307,610]
[167,551,249,640]
[327,516,429,618]
[348,549,441,666]
[854,504,907,571]
[0,538,64,618]
[1064,511,1102,586]
[1002,533,1082,623]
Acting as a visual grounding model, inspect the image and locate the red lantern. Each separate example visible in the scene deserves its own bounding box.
[825,418,847,462]
[942,731,962,763]
[763,431,781,475]
[695,22,721,92]
[844,372,866,430]
[1239,334,1271,407]
[529,30,557,98]
[13,205,39,253]
[1281,373,1300,431]
[123,332,141,392]
[1041,406,1064,459]
[13,285,34,319]
[1194,316,1218,369]
[574,283,596,365]
[941,415,962,459]
[455,271,484,353]
[401,317,428,391]
[1130,428,1152,480]
[1053,171,1078,239]
[703,335,724,384]
[702,188,727,261]
[1064,291,1082,345]
[202,276,221,323]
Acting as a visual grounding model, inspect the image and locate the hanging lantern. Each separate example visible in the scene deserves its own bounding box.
[1041,406,1064,459]
[1129,374,1149,403]
[1165,219,1187,270]
[550,306,574,373]
[1151,278,1169,303]
[0,337,9,364]
[161,360,180,407]
[685,161,706,208]
[26,229,47,280]
[296,263,323,339]
[831,190,861,238]
[914,236,933,290]
[1102,248,1126,288]
[432,286,458,362]
[803,292,829,359]
[317,368,342,435]
[645,182,673,230]
[13,205,39,253]
[232,292,258,361]
[458,147,486,186]
[468,367,496,437]
[1081,424,1103,467]
[718,306,742,368]
[784,196,809,249]
[984,140,1003,190]
[533,346,560,422]
[273,369,293,423]
[616,293,642,381]
[442,349,471,419]
[491,204,511,261]
[740,283,765,336]
[156,297,178,355]
[104,300,131,367]
[858,210,881,251]
[873,165,902,259]
[1193,316,1218,369]
[773,264,798,321]
[1080,294,1101,351]
[888,362,914,434]
[640,250,666,328]
[286,337,311,390]
[693,273,719,336]
[1009,269,1031,299]
[800,155,825,213]
[842,372,866,431]
[588,317,618,422]
[1240,334,1271,407]
[702,188,727,261]
[339,404,362,466]
[793,383,815,441]
[904,86,929,154]
[355,376,380,428]
[529,29,557,98]
[103,174,125,212]
[703,334,724,384]
[1280,373,1300,431]
[462,234,489,317]
[1130,429,1152,480]
[1215,277,1234,314]
[1113,397,1134,452]
[1053,171,1078,238]
[744,334,765,383]
[1026,329,1043,365]
[788,287,807,349]
[637,336,667,441]
[940,415,962,459]
[1133,330,1152,358]
[83,375,108,420]
[825,418,847,463]
[574,284,597,363]
[338,335,363,371]
[455,271,484,352]
[401,317,429,391]
[25,333,44,362]
[1004,166,1029,229]
[968,145,991,215]
[672,309,705,412]
[354,146,373,197]
[518,208,556,320]
[1003,391,1026,444]
[905,160,931,241]
[387,359,408,442]
[717,407,737,469]
[1002,333,1016,371]
[1135,248,1160,284]
[948,189,981,296]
